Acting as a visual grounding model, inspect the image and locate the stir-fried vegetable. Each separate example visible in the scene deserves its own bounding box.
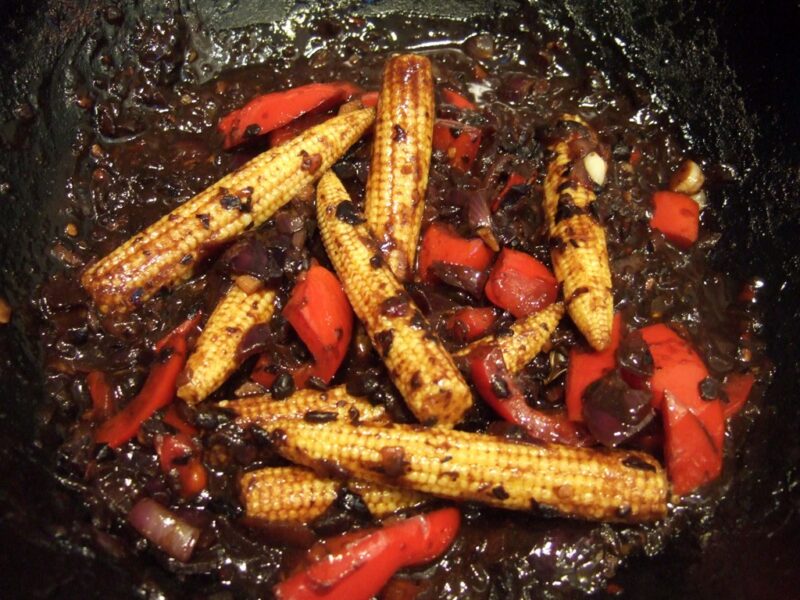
[94,315,200,448]
[283,265,354,385]
[218,81,361,149]
[484,248,558,318]
[432,120,482,172]
[128,498,201,562]
[418,222,494,283]
[650,190,700,249]
[274,508,461,600]
[469,344,586,445]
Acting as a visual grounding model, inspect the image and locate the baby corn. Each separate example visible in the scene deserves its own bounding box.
[218,386,389,426]
[456,302,565,374]
[544,114,613,350]
[316,171,473,427]
[177,285,276,404]
[364,54,435,282]
[240,466,429,523]
[82,108,375,314]
[267,419,668,523]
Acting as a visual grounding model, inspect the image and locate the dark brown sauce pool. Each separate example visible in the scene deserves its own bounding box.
[18,3,773,599]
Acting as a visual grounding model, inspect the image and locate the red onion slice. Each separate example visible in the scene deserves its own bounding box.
[128,497,201,562]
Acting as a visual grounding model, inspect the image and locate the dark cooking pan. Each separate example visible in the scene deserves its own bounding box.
[0,0,798,598]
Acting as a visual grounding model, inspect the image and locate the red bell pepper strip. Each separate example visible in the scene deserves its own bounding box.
[650,191,699,249]
[283,265,354,384]
[663,391,723,496]
[156,433,208,499]
[441,88,476,110]
[565,313,623,421]
[268,112,332,147]
[155,312,203,353]
[639,324,708,412]
[446,307,497,342]
[359,91,379,108]
[94,318,196,448]
[490,172,528,212]
[162,404,198,436]
[218,81,362,149]
[274,508,460,600]
[639,323,724,495]
[484,248,558,318]
[417,222,494,283]
[86,370,115,422]
[469,345,586,445]
[722,371,755,419]
[433,120,482,172]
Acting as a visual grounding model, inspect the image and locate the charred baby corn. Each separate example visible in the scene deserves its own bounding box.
[316,171,472,427]
[456,302,565,374]
[218,386,389,426]
[176,285,276,404]
[544,115,613,350]
[82,108,375,314]
[240,466,429,524]
[364,54,435,282]
[266,419,668,523]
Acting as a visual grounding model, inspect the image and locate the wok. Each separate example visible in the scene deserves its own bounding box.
[0,0,798,597]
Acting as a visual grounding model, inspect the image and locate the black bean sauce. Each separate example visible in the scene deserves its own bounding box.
[31,5,772,600]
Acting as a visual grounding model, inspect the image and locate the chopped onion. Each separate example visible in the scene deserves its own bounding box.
[430,261,488,298]
[128,497,201,562]
[582,371,653,447]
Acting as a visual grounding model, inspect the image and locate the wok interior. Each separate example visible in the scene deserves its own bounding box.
[0,0,797,597]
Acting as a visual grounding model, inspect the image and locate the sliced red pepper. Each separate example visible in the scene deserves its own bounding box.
[433,120,482,172]
[417,222,494,283]
[469,345,586,445]
[663,391,723,496]
[283,265,354,384]
[722,371,755,419]
[639,323,724,495]
[156,433,208,499]
[490,172,528,212]
[650,190,699,249]
[274,508,460,600]
[218,81,361,149]
[441,88,476,110]
[162,404,199,436]
[268,112,332,147]
[484,248,558,318]
[446,307,497,343]
[565,313,623,421]
[154,313,203,353]
[359,91,379,108]
[639,324,708,412]
[94,319,195,448]
[86,370,115,422]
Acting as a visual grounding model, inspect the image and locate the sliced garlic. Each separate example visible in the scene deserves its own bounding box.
[669,159,705,195]
[583,151,607,187]
[690,190,707,209]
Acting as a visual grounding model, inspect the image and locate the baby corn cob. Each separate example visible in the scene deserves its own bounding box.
[544,114,613,350]
[316,171,473,427]
[241,467,338,524]
[240,466,429,523]
[266,419,668,523]
[177,285,276,404]
[364,54,434,282]
[82,108,375,314]
[456,302,565,374]
[218,386,389,426]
